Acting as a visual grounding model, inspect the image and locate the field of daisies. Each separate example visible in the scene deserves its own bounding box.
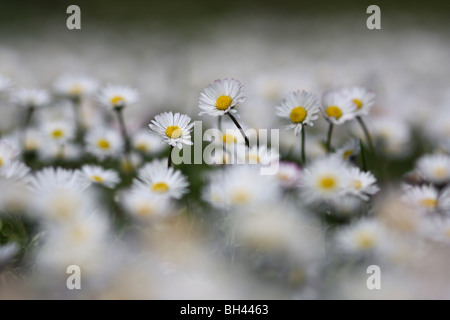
[1,7,450,299]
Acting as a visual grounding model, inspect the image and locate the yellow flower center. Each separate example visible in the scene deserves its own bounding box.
[222,133,237,145]
[419,198,437,208]
[231,190,251,204]
[434,167,447,178]
[319,176,336,190]
[152,182,169,193]
[135,142,148,152]
[246,154,261,164]
[110,95,125,106]
[137,204,156,217]
[289,106,307,123]
[355,232,375,249]
[325,106,343,119]
[70,84,82,96]
[353,98,363,110]
[216,95,232,110]
[352,179,362,189]
[343,149,354,159]
[166,126,182,139]
[51,129,64,138]
[97,139,110,149]
[0,157,3,167]
[91,175,104,183]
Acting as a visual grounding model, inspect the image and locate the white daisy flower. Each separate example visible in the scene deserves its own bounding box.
[38,142,82,162]
[85,128,124,160]
[236,145,280,165]
[275,161,302,189]
[132,158,189,199]
[0,162,32,213]
[416,153,450,185]
[438,186,450,213]
[0,161,31,182]
[12,88,51,109]
[335,219,388,255]
[22,128,44,152]
[422,218,450,243]
[329,195,363,216]
[0,74,13,93]
[53,74,98,99]
[31,167,90,194]
[202,165,280,210]
[275,90,320,136]
[81,165,120,188]
[198,78,246,116]
[402,185,440,213]
[321,91,356,125]
[341,87,375,116]
[121,189,171,222]
[0,139,19,168]
[131,129,166,155]
[97,84,139,110]
[148,112,194,149]
[335,138,361,161]
[41,119,75,143]
[345,167,379,201]
[299,156,349,204]
[204,127,245,148]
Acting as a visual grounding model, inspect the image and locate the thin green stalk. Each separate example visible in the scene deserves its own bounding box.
[217,115,222,131]
[115,108,133,173]
[301,126,306,164]
[227,113,250,148]
[359,139,367,171]
[168,145,174,168]
[326,122,334,153]
[356,116,375,155]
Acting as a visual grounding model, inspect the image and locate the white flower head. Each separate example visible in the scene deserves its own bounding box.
[131,129,166,155]
[275,90,320,136]
[341,87,375,116]
[236,145,280,165]
[345,167,379,201]
[132,158,189,199]
[85,128,124,160]
[121,189,171,222]
[321,90,356,125]
[41,119,75,143]
[12,88,51,109]
[402,184,440,213]
[198,78,246,116]
[0,139,19,168]
[0,74,13,93]
[149,112,194,149]
[275,161,302,189]
[53,74,98,99]
[81,165,120,188]
[335,138,361,161]
[97,84,139,110]
[416,153,450,185]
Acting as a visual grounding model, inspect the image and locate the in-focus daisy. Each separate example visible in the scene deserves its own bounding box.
[402,185,440,213]
[416,153,450,185]
[53,74,98,99]
[132,158,189,199]
[121,189,171,222]
[198,78,246,116]
[0,139,19,168]
[85,128,124,160]
[345,167,379,201]
[275,90,320,136]
[341,87,375,116]
[0,74,13,93]
[335,138,361,161]
[12,88,51,109]
[275,161,302,189]
[131,129,166,155]
[81,165,120,188]
[41,120,75,143]
[149,112,194,149]
[299,156,349,203]
[321,91,356,125]
[97,84,139,110]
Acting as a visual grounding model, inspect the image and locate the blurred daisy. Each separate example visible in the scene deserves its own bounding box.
[31,167,90,194]
[41,120,75,143]
[0,139,19,168]
[149,112,194,149]
[121,189,171,222]
[0,160,31,181]
[81,165,120,188]
[38,142,81,162]
[132,158,189,199]
[275,90,320,136]
[300,156,349,203]
[321,91,356,125]
[345,167,379,201]
[275,161,302,189]
[0,74,13,93]
[131,129,166,155]
[85,128,124,160]
[53,74,98,99]
[237,145,279,165]
[341,87,375,116]
[198,78,246,116]
[402,185,440,213]
[335,138,361,161]
[97,84,139,110]
[416,153,450,185]
[12,88,50,109]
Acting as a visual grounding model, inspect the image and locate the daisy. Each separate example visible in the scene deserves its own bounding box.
[12,88,51,109]
[0,160,31,182]
[131,129,166,155]
[345,167,379,201]
[0,139,19,168]
[341,87,375,116]
[148,112,194,149]
[132,158,189,199]
[38,142,81,162]
[299,156,349,204]
[198,78,246,117]
[275,90,320,136]
[416,153,450,185]
[53,74,98,99]
[0,74,13,93]
[236,145,279,165]
[81,165,120,188]
[402,185,440,213]
[335,138,361,161]
[97,84,139,110]
[85,128,124,160]
[41,119,75,143]
[121,189,171,222]
[321,91,356,125]
[31,167,90,194]
[275,161,302,189]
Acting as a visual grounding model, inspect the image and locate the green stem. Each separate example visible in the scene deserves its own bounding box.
[356,116,375,155]
[301,126,306,164]
[217,115,222,131]
[359,139,367,171]
[227,113,250,148]
[168,145,174,168]
[326,122,334,153]
[71,97,84,143]
[22,106,35,164]
[115,108,133,173]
